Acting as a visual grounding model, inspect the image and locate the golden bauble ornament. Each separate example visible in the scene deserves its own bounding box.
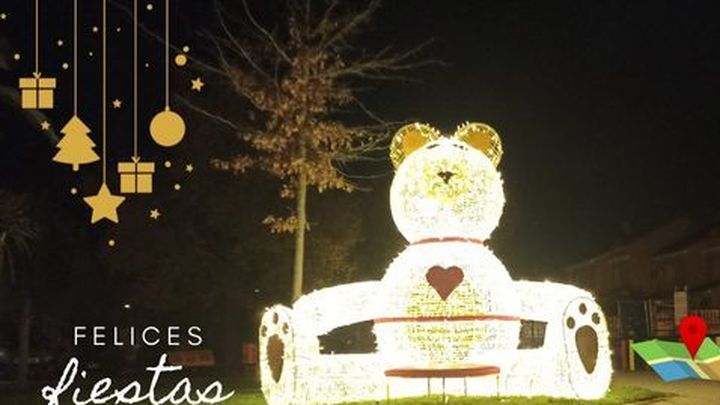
[150,108,185,147]
[174,54,187,67]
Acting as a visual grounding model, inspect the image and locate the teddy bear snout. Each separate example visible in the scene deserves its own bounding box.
[437,170,455,184]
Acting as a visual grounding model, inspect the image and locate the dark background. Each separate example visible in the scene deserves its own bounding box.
[362,0,720,271]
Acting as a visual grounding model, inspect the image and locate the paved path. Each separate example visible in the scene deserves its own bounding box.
[615,371,720,404]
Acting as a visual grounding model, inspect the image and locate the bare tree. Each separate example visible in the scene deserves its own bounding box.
[198,0,432,300]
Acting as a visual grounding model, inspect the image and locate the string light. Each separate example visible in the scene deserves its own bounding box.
[390,138,504,243]
[259,128,612,404]
[374,242,521,370]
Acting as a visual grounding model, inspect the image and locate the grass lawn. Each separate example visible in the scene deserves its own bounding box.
[0,383,668,405]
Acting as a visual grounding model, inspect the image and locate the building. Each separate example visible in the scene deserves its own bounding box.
[562,217,720,339]
[653,226,720,310]
[563,218,693,301]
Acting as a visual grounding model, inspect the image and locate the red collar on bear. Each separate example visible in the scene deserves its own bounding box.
[411,237,485,245]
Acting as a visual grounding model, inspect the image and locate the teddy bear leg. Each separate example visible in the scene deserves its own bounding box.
[508,281,612,399]
[259,305,298,405]
[559,296,612,399]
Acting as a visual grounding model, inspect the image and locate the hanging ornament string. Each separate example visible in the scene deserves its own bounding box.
[117,0,155,196]
[134,0,139,158]
[164,0,169,109]
[34,0,39,76]
[52,0,99,171]
[102,0,107,182]
[73,0,78,114]
[83,0,125,224]
[20,0,55,110]
[149,0,186,148]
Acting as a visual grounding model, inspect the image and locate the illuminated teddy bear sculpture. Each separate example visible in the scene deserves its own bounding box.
[259,123,612,405]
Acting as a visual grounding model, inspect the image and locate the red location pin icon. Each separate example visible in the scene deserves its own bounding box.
[679,315,707,359]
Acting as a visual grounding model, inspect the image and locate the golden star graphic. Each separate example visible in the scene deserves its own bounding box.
[185,164,194,173]
[84,184,125,224]
[40,121,51,130]
[149,209,161,220]
[112,99,122,109]
[191,77,204,92]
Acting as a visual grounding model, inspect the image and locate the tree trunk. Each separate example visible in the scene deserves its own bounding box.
[292,145,308,301]
[0,232,7,281]
[17,294,31,387]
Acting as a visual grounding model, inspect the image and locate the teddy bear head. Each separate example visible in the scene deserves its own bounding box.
[389,122,505,242]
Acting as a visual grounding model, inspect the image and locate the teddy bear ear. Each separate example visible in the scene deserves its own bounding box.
[453,122,503,167]
[389,123,440,168]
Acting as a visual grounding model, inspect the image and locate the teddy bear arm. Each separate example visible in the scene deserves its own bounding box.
[293,281,382,336]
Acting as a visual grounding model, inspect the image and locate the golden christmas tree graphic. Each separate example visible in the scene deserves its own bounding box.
[52,115,99,171]
[55,0,97,172]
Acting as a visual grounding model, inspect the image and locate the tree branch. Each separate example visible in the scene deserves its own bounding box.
[321,0,381,49]
[176,95,242,131]
[213,0,273,80]
[240,0,292,63]
[108,0,229,78]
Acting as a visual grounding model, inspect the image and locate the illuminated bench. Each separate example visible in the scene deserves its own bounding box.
[259,281,612,405]
[385,365,500,402]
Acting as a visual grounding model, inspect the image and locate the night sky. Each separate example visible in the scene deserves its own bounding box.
[2,0,720,278]
[363,0,720,273]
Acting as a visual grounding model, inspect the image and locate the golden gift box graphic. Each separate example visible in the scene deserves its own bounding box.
[118,160,155,194]
[19,76,57,109]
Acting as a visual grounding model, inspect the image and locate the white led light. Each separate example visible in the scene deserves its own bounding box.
[391,138,504,242]
[374,242,520,370]
[259,133,612,404]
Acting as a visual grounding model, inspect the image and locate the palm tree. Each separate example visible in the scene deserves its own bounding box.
[0,192,36,281]
[0,191,37,387]
[0,35,55,387]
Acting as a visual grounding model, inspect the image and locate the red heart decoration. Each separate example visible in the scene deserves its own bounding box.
[426,266,464,301]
